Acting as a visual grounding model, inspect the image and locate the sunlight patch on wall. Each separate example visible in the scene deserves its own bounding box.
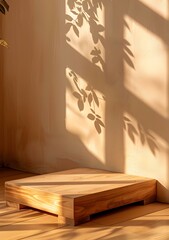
[66,67,105,163]
[65,0,105,72]
[123,112,168,183]
[141,0,168,19]
[124,16,168,118]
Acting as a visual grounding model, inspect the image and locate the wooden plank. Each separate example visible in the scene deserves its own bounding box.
[74,179,156,219]
[5,185,74,219]
[92,202,169,226]
[0,173,35,185]
[6,201,28,210]
[5,168,156,225]
[0,209,43,227]
[58,215,90,226]
[5,168,156,196]
[1,168,169,240]
[0,214,59,240]
[0,202,6,209]
[22,206,169,240]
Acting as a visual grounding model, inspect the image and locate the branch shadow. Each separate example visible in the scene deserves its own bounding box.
[123,115,159,156]
[2,0,169,203]
[65,0,168,186]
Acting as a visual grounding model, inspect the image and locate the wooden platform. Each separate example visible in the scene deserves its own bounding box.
[5,168,156,226]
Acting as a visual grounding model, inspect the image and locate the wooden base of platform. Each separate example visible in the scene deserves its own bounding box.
[5,168,156,226]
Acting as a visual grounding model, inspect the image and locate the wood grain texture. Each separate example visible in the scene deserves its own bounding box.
[5,168,157,226]
[1,168,169,240]
[6,201,28,210]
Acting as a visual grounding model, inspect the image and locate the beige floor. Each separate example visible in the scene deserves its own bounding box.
[1,168,169,240]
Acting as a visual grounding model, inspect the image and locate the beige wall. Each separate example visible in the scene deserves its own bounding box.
[0,14,4,167]
[2,0,169,202]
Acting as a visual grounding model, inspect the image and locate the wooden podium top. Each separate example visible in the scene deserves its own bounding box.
[5,167,155,199]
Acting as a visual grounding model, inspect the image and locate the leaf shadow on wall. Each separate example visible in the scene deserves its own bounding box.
[123,116,159,156]
[66,0,105,134]
[5,0,167,175]
[65,0,159,157]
